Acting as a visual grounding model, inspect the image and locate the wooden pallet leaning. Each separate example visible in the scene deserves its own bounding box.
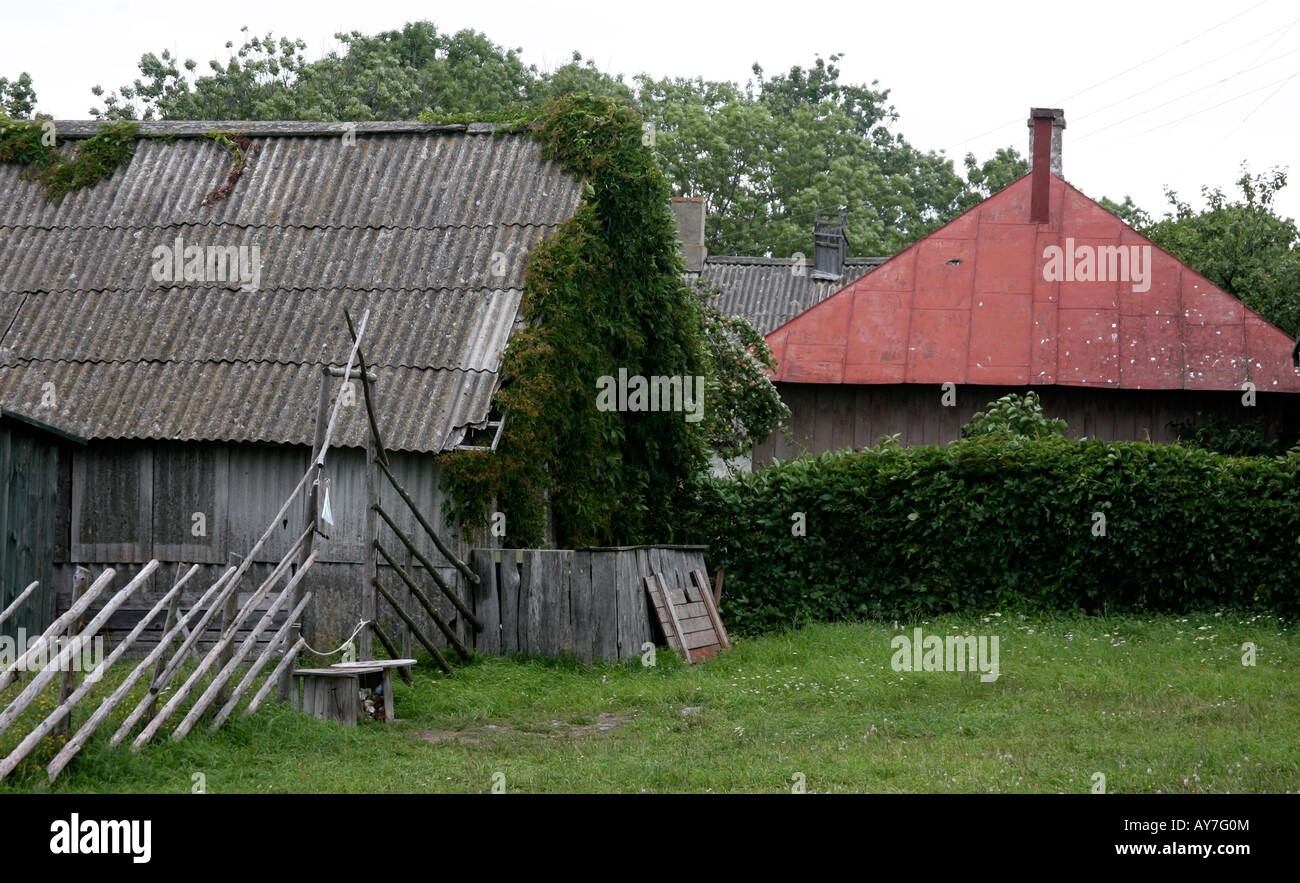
[643,571,730,664]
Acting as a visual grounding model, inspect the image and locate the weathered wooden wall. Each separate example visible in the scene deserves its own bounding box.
[0,418,62,640]
[53,440,473,654]
[468,546,709,662]
[754,383,1300,462]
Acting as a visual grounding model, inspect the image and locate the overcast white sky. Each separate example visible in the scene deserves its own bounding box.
[4,0,1298,221]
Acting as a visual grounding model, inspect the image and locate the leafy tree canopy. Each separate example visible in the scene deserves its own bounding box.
[0,73,37,117]
[75,27,1018,257]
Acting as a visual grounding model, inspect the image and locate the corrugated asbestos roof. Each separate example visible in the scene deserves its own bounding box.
[691,256,884,335]
[0,121,583,452]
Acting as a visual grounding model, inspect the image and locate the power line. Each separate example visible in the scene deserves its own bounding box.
[940,0,1272,153]
[1134,68,1300,135]
[1069,12,1300,126]
[1168,12,1300,128]
[1053,0,1270,106]
[1073,47,1300,143]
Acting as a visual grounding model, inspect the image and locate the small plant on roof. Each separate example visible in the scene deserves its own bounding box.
[0,117,138,202]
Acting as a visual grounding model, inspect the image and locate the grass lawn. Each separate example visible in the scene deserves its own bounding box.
[1,611,1296,793]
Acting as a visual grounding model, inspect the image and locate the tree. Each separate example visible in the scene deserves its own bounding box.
[1107,166,1300,338]
[959,147,1029,211]
[91,23,534,120]
[90,27,1023,258]
[634,54,1022,258]
[691,280,790,459]
[0,73,37,117]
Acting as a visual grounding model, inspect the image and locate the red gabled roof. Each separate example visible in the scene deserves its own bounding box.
[766,173,1300,392]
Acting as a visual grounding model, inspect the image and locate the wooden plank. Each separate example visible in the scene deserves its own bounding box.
[520,550,544,656]
[547,551,572,656]
[615,549,637,658]
[498,551,520,655]
[469,550,500,656]
[591,551,617,662]
[569,551,593,663]
[693,570,732,650]
[678,629,721,650]
[650,598,707,619]
[677,616,717,635]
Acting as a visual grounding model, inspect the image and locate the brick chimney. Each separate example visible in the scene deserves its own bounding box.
[1028,108,1065,223]
[812,209,849,279]
[671,197,707,271]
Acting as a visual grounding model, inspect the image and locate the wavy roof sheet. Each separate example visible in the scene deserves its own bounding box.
[0,121,583,451]
[691,256,884,335]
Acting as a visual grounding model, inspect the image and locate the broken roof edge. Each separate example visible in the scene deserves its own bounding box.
[47,120,510,138]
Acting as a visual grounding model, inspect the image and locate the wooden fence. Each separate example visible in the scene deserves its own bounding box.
[468,546,709,662]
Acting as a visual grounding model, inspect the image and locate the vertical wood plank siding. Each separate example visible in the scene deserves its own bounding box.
[754,383,1300,464]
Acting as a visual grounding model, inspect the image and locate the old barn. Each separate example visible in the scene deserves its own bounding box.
[0,120,581,645]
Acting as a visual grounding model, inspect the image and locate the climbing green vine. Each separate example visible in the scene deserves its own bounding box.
[437,94,711,548]
[0,117,138,201]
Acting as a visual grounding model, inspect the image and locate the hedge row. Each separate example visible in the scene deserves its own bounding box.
[682,438,1300,635]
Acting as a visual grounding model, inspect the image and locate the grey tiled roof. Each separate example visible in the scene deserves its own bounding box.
[0,122,582,452]
[691,255,884,336]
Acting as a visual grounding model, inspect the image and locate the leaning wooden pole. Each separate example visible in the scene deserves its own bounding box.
[372,621,413,685]
[0,569,116,695]
[372,578,451,673]
[0,581,40,630]
[144,574,185,723]
[133,528,313,748]
[247,637,307,715]
[0,577,185,782]
[374,540,471,660]
[210,592,313,731]
[0,561,158,739]
[54,568,90,739]
[172,553,318,741]
[375,504,482,631]
[108,565,238,746]
[46,565,206,782]
[375,457,479,588]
